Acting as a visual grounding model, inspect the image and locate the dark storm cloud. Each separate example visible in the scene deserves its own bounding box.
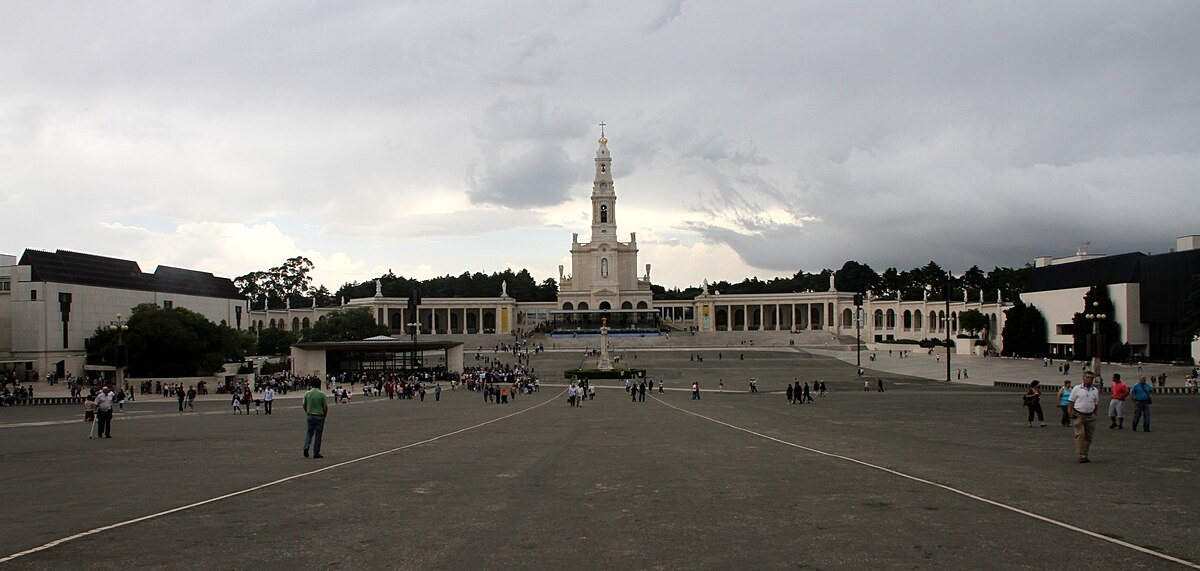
[467,144,582,208]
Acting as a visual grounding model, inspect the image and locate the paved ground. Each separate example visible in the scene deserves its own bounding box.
[2,347,1198,569]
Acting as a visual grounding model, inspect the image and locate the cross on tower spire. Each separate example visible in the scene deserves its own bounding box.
[599,121,606,137]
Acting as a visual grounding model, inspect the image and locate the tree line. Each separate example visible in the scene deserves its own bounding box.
[235,257,1032,307]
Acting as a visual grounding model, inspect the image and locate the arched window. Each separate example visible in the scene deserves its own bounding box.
[563,302,574,311]
[636,301,648,309]
[902,310,912,330]
[599,204,608,223]
[621,301,633,309]
[873,309,884,328]
[302,317,310,329]
[886,309,896,329]
[842,308,853,327]
[599,301,611,310]
[578,302,589,310]
[914,311,923,330]
[601,258,609,278]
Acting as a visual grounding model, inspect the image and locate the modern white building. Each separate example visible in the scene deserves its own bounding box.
[0,250,247,380]
[1021,236,1200,361]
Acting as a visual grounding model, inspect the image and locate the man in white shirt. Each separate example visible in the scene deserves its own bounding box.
[1068,371,1101,463]
[93,385,116,439]
[263,386,275,415]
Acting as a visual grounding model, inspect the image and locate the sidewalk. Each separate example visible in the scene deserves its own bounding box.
[803,347,1193,388]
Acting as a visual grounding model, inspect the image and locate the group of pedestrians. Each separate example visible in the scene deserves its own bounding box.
[1028,371,1156,463]
[786,379,823,404]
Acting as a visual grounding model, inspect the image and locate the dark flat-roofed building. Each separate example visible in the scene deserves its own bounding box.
[0,249,247,381]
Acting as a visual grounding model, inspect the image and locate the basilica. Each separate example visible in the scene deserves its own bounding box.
[3,131,1197,381]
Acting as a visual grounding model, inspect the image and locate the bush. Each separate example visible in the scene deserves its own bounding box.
[878,339,920,345]
[260,361,289,375]
[564,368,647,380]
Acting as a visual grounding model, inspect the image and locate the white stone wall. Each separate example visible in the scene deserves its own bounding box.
[2,270,246,377]
[1021,284,1145,350]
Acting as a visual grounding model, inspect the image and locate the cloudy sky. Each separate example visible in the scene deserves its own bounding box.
[2,1,1197,291]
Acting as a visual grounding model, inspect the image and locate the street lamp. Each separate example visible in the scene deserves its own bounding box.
[942,282,952,383]
[108,314,129,390]
[1084,301,1106,378]
[407,322,420,372]
[853,293,864,368]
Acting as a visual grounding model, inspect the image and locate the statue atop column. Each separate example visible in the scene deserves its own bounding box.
[558,265,565,283]
[829,273,837,292]
[312,296,317,309]
[375,279,383,297]
[702,279,710,295]
[597,317,613,371]
[644,263,651,282]
[501,280,508,297]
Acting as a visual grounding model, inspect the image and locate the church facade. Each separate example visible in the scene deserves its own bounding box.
[556,133,653,312]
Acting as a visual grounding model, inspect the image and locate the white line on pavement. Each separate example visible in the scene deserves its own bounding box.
[0,390,564,565]
[653,396,1200,570]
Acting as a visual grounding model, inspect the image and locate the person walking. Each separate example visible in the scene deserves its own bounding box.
[435,383,442,401]
[186,386,196,411]
[1056,380,1073,427]
[786,383,794,404]
[1108,373,1128,429]
[803,382,813,403]
[1023,381,1046,427]
[93,386,115,439]
[1068,371,1101,463]
[793,380,802,404]
[691,381,700,400]
[302,379,328,459]
[176,386,185,413]
[263,386,275,415]
[719,379,724,392]
[638,381,647,402]
[1130,374,1153,432]
[232,392,242,414]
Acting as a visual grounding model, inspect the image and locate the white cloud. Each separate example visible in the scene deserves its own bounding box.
[2,1,1198,290]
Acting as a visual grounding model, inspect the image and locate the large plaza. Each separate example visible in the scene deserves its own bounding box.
[2,347,1197,569]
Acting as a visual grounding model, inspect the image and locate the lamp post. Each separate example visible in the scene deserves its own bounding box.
[407,322,421,372]
[853,293,864,368]
[108,314,129,390]
[942,282,952,383]
[1084,301,1106,378]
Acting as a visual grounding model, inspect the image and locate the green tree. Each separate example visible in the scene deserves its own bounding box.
[235,256,316,310]
[1000,299,1048,357]
[833,261,879,294]
[86,304,249,377]
[257,328,299,355]
[1071,285,1122,360]
[301,308,389,342]
[958,309,989,336]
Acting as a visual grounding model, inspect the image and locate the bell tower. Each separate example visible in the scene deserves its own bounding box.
[590,122,616,242]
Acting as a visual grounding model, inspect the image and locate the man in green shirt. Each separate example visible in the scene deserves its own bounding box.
[302,379,329,459]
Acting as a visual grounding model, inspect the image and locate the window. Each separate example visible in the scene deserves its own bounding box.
[0,279,10,292]
[600,204,608,223]
[31,289,37,301]
[163,300,173,309]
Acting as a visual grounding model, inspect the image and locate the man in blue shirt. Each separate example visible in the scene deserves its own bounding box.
[1130,375,1153,432]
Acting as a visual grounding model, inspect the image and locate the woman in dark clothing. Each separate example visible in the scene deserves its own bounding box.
[1024,380,1046,427]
